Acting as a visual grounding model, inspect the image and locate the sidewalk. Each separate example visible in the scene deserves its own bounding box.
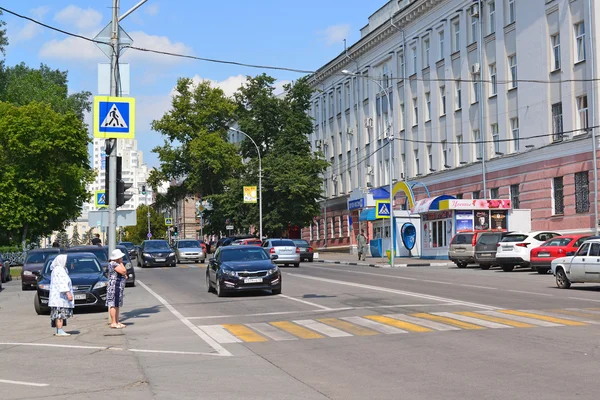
[313,252,454,268]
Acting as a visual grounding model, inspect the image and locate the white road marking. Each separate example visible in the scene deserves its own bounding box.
[387,314,460,331]
[507,289,552,297]
[0,342,223,356]
[196,325,242,344]
[286,273,500,311]
[340,316,407,334]
[569,308,600,315]
[568,297,600,303]
[0,379,49,387]
[433,312,512,329]
[293,319,353,337]
[521,309,600,324]
[480,311,561,327]
[137,280,232,357]
[278,294,332,310]
[245,323,298,341]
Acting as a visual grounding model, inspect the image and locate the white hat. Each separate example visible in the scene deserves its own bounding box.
[110,249,126,260]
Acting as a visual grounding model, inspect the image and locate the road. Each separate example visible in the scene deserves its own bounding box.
[1,260,600,399]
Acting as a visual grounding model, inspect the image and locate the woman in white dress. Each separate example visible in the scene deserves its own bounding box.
[48,254,74,337]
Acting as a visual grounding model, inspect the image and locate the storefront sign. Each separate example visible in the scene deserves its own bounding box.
[348,198,365,210]
[455,210,474,231]
[440,199,512,210]
[422,210,453,221]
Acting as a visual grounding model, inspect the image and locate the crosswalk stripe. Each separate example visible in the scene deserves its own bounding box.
[318,318,379,336]
[410,313,484,330]
[499,310,587,326]
[386,314,458,331]
[179,265,190,269]
[294,320,353,338]
[576,308,600,316]
[455,311,534,328]
[270,321,324,339]
[365,315,432,332]
[197,325,242,344]
[481,311,561,327]
[341,316,407,334]
[524,310,600,325]
[245,323,298,341]
[222,324,268,342]
[433,312,512,329]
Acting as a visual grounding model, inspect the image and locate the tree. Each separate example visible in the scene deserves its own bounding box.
[71,225,81,246]
[0,102,95,248]
[81,228,94,246]
[0,11,7,57]
[56,231,70,248]
[124,204,168,243]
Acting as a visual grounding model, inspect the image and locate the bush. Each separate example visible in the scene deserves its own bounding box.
[0,246,20,253]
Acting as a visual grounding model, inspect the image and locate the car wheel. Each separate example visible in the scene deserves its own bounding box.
[536,267,550,274]
[200,259,205,264]
[284,264,289,268]
[480,264,491,270]
[293,263,300,268]
[216,280,226,297]
[206,274,214,293]
[170,263,176,268]
[22,283,28,291]
[176,258,180,264]
[555,268,571,289]
[34,293,49,315]
[0,269,5,283]
[457,262,467,268]
[126,281,136,288]
[308,257,314,262]
[272,286,282,295]
[501,265,515,272]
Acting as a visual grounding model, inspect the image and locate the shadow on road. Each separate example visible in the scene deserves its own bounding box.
[121,305,162,322]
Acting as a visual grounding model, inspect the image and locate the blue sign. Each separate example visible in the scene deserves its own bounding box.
[401,223,417,250]
[147,232,152,239]
[376,200,391,219]
[348,198,364,210]
[93,96,136,139]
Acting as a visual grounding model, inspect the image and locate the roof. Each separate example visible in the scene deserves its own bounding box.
[370,187,390,200]
[411,195,456,213]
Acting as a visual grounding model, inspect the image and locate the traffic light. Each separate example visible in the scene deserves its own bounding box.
[115,156,133,208]
[141,185,147,195]
[104,157,111,205]
[173,227,178,237]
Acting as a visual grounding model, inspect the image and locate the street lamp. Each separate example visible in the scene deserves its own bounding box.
[229,127,263,240]
[342,70,396,267]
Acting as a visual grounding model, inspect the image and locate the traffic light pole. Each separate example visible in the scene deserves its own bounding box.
[107,0,120,255]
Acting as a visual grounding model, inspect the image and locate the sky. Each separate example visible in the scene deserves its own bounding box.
[0,1,382,169]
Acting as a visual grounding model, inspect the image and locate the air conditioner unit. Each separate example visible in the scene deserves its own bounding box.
[347,128,354,135]
[365,117,374,128]
[366,165,374,176]
[471,4,480,17]
[315,139,322,148]
[471,63,481,75]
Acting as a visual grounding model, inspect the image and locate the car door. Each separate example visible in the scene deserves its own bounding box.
[583,242,600,280]
[568,242,590,281]
[209,249,221,283]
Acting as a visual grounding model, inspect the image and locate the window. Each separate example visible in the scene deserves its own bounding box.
[439,31,444,59]
[577,95,589,133]
[508,54,517,89]
[440,86,446,115]
[414,149,420,175]
[337,87,342,113]
[329,92,334,115]
[510,184,520,209]
[442,141,448,166]
[423,38,430,67]
[330,217,335,239]
[412,46,418,74]
[490,187,499,199]
[456,193,464,199]
[382,64,390,88]
[508,0,515,24]
[345,82,351,109]
[473,130,482,159]
[491,123,500,154]
[427,145,433,170]
[400,103,405,130]
[455,80,462,110]
[489,63,497,96]
[511,117,520,151]
[413,97,418,125]
[553,176,564,215]
[457,134,464,162]
[551,33,561,71]
[488,1,496,34]
[575,171,590,213]
[399,53,405,78]
[471,15,478,43]
[552,102,563,141]
[575,22,586,62]
[453,20,460,52]
[472,80,480,103]
[472,190,481,199]
[425,92,431,121]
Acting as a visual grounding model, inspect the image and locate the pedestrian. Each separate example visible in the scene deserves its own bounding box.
[48,254,74,337]
[91,234,102,246]
[106,249,127,329]
[357,229,368,261]
[52,240,60,248]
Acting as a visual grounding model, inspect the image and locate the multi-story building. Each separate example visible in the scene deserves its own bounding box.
[304,0,600,250]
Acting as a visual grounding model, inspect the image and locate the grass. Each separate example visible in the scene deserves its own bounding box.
[9,266,22,279]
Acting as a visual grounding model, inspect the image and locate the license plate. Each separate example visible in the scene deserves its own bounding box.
[155,258,166,262]
[502,246,513,250]
[538,252,551,257]
[244,278,263,284]
[74,294,86,300]
[482,253,492,257]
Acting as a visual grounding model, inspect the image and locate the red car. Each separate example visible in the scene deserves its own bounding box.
[530,234,592,274]
[239,238,263,246]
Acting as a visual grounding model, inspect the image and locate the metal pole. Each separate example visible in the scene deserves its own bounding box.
[587,0,599,235]
[324,180,327,248]
[147,207,151,237]
[478,0,487,198]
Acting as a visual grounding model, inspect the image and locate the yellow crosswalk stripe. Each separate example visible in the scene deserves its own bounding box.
[222,324,268,342]
[270,321,324,339]
[411,313,485,330]
[552,309,600,319]
[455,311,534,328]
[179,265,190,269]
[499,310,587,326]
[317,318,379,336]
[364,315,431,332]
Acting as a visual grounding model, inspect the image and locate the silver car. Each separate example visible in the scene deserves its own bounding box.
[262,239,300,267]
[174,239,206,263]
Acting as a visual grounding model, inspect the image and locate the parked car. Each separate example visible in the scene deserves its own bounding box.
[552,238,600,289]
[103,245,136,287]
[495,231,561,272]
[262,239,300,267]
[530,234,591,274]
[119,241,138,259]
[34,252,109,315]
[137,240,177,268]
[207,245,281,297]
[292,239,314,262]
[233,238,262,246]
[474,231,513,270]
[21,248,61,290]
[448,231,490,268]
[0,254,10,284]
[216,235,255,249]
[67,246,109,272]
[174,239,206,264]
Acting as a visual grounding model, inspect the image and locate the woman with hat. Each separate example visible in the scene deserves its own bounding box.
[106,249,128,329]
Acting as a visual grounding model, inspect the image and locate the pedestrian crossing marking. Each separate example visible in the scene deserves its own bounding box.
[498,310,587,327]
[270,321,324,339]
[386,313,458,331]
[455,311,534,328]
[340,316,406,334]
[318,318,379,336]
[364,315,432,333]
[294,320,352,338]
[246,323,298,341]
[432,312,511,329]
[222,324,268,343]
[411,313,485,330]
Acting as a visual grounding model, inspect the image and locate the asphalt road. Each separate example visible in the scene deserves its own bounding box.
[2,261,600,399]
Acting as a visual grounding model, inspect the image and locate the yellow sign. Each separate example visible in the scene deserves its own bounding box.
[94,190,107,208]
[93,96,136,139]
[375,200,391,219]
[243,186,258,203]
[165,218,173,226]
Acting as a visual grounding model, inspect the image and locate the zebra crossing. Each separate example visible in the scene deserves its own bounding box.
[196,308,598,344]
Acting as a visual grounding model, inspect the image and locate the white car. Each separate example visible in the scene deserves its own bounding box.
[495,231,561,272]
[552,238,600,289]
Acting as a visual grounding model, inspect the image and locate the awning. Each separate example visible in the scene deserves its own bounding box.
[411,195,456,213]
[359,208,378,221]
[370,187,390,200]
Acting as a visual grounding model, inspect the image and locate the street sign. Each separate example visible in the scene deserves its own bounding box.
[94,190,106,208]
[97,220,102,227]
[165,218,173,226]
[226,225,234,230]
[93,22,133,59]
[93,96,136,139]
[376,200,391,219]
[147,232,152,239]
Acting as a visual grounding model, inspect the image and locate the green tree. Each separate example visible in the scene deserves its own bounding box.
[0,102,95,248]
[0,11,7,57]
[124,204,168,243]
[81,228,94,246]
[56,231,70,248]
[71,225,81,246]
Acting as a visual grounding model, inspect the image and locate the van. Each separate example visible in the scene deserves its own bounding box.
[448,230,492,268]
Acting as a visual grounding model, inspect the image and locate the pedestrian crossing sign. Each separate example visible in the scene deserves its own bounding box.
[376,200,391,219]
[94,190,107,208]
[93,96,136,139]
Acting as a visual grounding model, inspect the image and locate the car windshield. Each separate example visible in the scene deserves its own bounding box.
[542,238,573,247]
[293,240,309,246]
[119,242,134,249]
[25,251,56,264]
[477,234,500,245]
[69,248,107,262]
[272,240,295,247]
[221,248,269,262]
[501,234,529,243]
[178,240,200,248]
[44,255,102,274]
[452,234,473,245]
[145,241,170,250]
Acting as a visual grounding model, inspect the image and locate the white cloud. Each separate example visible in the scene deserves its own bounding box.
[318,24,351,47]
[39,36,105,62]
[120,31,193,65]
[32,6,51,20]
[190,75,292,98]
[53,5,103,32]
[144,4,159,16]
[11,6,51,43]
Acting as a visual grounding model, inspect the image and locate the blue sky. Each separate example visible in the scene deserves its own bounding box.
[1,1,381,168]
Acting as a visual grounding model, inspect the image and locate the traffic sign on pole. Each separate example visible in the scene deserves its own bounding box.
[93,96,136,139]
[94,190,107,208]
[376,200,391,219]
[147,232,152,239]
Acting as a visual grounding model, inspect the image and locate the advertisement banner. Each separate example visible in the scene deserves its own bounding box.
[243,186,258,203]
[491,210,508,230]
[455,210,474,231]
[474,210,490,230]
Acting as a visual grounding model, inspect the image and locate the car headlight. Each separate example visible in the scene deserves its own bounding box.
[143,253,152,258]
[221,269,237,277]
[268,266,279,275]
[93,281,108,290]
[38,283,51,290]
[23,270,33,276]
[125,262,133,270]
[169,252,175,257]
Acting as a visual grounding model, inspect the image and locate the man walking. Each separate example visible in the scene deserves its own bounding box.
[357,229,368,261]
[91,234,102,246]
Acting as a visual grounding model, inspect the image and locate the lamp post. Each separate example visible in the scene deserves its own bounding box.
[229,128,263,240]
[342,70,395,267]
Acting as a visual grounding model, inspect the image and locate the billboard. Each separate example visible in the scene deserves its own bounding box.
[243,186,258,203]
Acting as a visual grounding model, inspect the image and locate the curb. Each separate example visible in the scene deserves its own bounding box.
[315,259,454,268]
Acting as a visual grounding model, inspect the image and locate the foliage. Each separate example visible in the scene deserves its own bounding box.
[56,231,70,248]
[71,225,81,246]
[0,102,95,244]
[124,204,168,243]
[81,228,94,246]
[0,11,7,57]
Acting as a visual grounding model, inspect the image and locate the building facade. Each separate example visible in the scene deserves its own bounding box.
[304,0,600,249]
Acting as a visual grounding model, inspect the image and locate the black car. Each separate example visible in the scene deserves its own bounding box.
[474,231,513,270]
[67,246,109,271]
[34,252,109,315]
[138,240,176,268]
[206,245,281,297]
[0,254,10,284]
[103,245,136,287]
[21,248,61,290]
[292,239,314,262]
[119,241,138,259]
